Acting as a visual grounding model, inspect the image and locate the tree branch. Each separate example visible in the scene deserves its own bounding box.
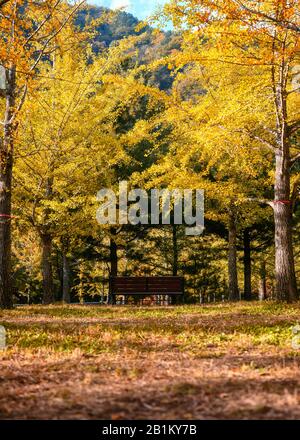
[288,120,300,136]
[246,198,274,209]
[237,127,278,153]
[29,0,86,73]
[291,177,300,210]
[290,153,300,167]
[24,0,62,47]
[251,135,278,152]
[234,0,300,34]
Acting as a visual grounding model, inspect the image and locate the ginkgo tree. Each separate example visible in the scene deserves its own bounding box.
[14,45,127,303]
[161,0,300,302]
[0,0,87,308]
[131,48,285,300]
[14,24,166,304]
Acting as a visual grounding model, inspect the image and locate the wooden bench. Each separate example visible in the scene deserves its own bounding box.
[109,276,185,305]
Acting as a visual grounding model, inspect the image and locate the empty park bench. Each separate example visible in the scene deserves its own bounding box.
[109,276,185,305]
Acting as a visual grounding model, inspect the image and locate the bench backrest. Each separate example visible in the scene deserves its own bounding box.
[110,276,184,295]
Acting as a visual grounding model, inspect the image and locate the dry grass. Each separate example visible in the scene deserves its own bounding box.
[0,302,300,420]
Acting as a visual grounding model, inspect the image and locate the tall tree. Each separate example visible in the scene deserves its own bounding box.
[163,0,300,301]
[0,0,86,308]
[228,203,240,301]
[243,228,252,301]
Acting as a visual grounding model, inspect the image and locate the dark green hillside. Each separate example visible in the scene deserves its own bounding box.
[76,5,181,90]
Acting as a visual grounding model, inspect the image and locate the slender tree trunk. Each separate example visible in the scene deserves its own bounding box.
[228,206,240,301]
[243,228,252,301]
[0,65,16,309]
[172,224,179,305]
[39,171,55,304]
[258,260,267,301]
[62,253,71,304]
[274,151,298,301]
[108,228,118,304]
[172,224,178,276]
[41,233,54,304]
[110,238,118,277]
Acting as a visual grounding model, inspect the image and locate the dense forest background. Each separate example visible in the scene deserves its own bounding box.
[0,1,299,306]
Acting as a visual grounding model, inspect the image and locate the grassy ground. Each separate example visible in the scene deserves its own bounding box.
[0,302,300,420]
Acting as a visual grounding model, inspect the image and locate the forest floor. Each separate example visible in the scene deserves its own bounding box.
[0,302,300,420]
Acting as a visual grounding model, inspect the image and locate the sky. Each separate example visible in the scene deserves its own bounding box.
[90,0,168,21]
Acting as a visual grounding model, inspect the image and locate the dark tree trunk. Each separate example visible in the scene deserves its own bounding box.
[62,253,71,304]
[274,151,298,301]
[109,228,118,304]
[243,228,252,301]
[228,207,240,301]
[110,239,118,277]
[172,224,178,276]
[41,233,54,304]
[0,66,16,309]
[39,172,55,305]
[171,225,179,305]
[258,260,267,301]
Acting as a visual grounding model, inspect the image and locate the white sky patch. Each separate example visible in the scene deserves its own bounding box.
[111,0,131,10]
[89,1,171,27]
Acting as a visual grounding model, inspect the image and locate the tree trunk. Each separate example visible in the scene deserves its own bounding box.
[172,224,178,276]
[109,228,118,304]
[0,154,13,309]
[0,65,16,309]
[171,224,178,305]
[62,253,71,304]
[39,171,55,304]
[271,52,298,302]
[274,151,298,301]
[243,228,252,301]
[110,239,118,277]
[258,260,267,301]
[41,233,54,304]
[228,207,240,301]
